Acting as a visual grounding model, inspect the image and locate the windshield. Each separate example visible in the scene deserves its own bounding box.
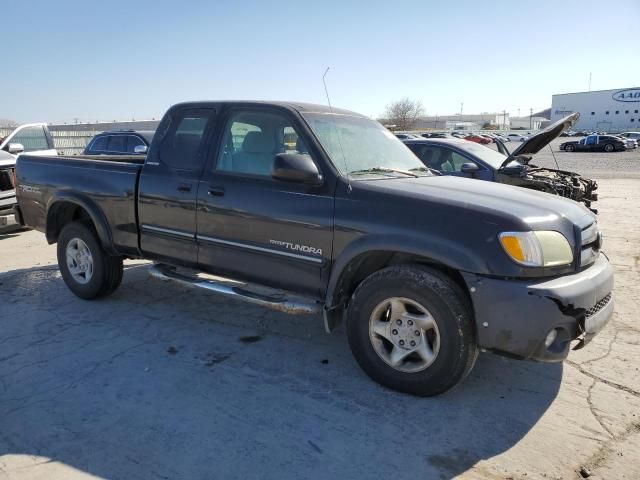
[456,141,511,169]
[301,112,428,176]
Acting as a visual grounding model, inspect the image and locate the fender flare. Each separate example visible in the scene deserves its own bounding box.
[324,234,487,308]
[46,191,117,255]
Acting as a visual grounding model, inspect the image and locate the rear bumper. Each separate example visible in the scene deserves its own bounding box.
[462,253,614,362]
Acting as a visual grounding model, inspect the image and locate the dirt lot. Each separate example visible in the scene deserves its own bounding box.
[1,164,639,478]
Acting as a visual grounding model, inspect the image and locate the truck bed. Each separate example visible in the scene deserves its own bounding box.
[16,154,143,256]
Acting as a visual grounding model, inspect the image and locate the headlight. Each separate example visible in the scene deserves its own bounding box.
[499,231,573,267]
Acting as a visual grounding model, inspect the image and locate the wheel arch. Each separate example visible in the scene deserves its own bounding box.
[46,192,116,254]
[325,236,482,312]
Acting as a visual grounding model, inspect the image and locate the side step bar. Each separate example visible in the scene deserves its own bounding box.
[148,263,322,315]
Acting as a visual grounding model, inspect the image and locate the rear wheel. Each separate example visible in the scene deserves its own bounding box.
[603,143,614,152]
[57,221,123,299]
[346,265,478,396]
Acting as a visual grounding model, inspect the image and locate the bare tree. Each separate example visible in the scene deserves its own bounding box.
[384,98,424,131]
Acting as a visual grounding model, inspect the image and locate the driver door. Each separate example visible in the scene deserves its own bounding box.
[195,106,335,296]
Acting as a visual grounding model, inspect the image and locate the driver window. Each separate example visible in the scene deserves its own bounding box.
[217,110,308,177]
[448,151,476,172]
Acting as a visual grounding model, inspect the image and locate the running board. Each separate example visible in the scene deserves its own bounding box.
[148,263,322,315]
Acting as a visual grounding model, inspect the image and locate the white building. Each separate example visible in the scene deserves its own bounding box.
[551,87,640,133]
[509,116,546,131]
[414,112,510,131]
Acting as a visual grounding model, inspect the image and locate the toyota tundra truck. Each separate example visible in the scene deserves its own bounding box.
[15,101,614,396]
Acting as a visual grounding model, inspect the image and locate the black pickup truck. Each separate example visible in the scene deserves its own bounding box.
[15,101,614,396]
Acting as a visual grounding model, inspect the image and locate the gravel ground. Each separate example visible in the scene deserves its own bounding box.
[488,137,640,179]
[0,178,639,479]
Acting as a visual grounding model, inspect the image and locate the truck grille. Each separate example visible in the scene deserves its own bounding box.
[580,222,601,268]
[0,167,16,191]
[585,293,612,318]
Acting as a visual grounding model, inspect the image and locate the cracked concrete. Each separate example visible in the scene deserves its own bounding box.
[0,178,639,479]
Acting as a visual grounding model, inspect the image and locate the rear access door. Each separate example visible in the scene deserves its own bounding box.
[138,107,217,266]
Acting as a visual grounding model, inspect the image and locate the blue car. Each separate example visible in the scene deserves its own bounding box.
[402,113,598,211]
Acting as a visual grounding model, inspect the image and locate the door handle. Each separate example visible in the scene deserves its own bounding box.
[177,183,192,192]
[208,186,225,196]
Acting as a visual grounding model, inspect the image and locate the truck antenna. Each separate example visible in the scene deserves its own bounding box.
[322,67,351,191]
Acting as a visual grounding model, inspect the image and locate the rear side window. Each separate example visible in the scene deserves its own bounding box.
[127,136,146,153]
[89,136,107,152]
[159,109,214,170]
[106,135,127,153]
[7,126,49,152]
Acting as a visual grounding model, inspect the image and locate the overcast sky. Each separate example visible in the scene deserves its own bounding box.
[4,0,640,124]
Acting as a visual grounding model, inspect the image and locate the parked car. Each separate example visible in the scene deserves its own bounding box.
[560,134,626,152]
[0,123,56,229]
[464,133,491,144]
[489,133,510,142]
[84,129,154,155]
[404,113,598,211]
[421,132,454,139]
[15,101,613,397]
[612,135,638,149]
[619,131,640,141]
[617,132,640,148]
[506,133,529,142]
[0,150,18,228]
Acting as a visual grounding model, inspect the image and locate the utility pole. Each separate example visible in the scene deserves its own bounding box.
[502,110,507,130]
[588,72,592,92]
[460,102,463,116]
[529,107,533,130]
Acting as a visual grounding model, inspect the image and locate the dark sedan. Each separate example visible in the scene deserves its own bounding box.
[84,129,155,155]
[560,135,626,153]
[403,113,599,210]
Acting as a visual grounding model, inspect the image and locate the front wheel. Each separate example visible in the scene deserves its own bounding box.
[57,221,123,299]
[346,265,478,396]
[565,144,575,152]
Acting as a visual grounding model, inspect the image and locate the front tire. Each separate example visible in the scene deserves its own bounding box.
[57,221,123,299]
[565,144,575,152]
[346,265,478,396]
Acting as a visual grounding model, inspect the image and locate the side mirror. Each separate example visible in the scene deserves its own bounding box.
[133,145,148,154]
[272,153,322,185]
[461,162,479,174]
[7,143,24,155]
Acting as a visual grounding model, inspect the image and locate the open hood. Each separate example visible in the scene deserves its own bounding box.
[499,112,579,169]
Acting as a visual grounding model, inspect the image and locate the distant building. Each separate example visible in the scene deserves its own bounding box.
[551,87,640,132]
[413,112,510,131]
[509,116,546,131]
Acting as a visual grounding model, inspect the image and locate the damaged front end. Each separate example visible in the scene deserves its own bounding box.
[461,254,614,362]
[498,160,599,213]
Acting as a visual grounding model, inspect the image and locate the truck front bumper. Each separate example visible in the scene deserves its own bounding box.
[461,253,614,362]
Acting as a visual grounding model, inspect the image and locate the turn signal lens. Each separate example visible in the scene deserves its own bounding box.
[499,231,572,267]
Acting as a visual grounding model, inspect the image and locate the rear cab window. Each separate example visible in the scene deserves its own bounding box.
[157,109,215,171]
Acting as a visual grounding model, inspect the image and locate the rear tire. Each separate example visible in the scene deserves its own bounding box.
[603,143,614,152]
[57,221,123,299]
[346,265,478,396]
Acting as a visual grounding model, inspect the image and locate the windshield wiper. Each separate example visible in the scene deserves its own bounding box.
[349,167,418,178]
[409,166,440,176]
